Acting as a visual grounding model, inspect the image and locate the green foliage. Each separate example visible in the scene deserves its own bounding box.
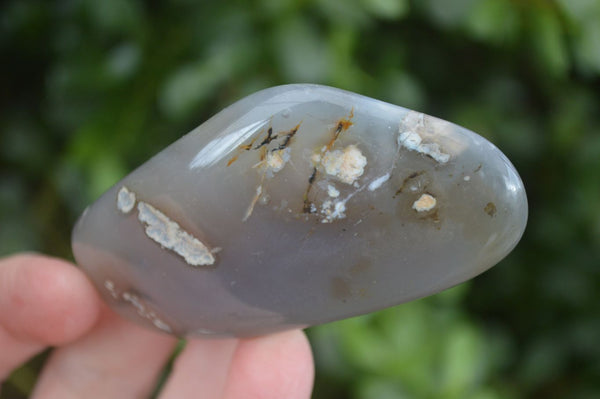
[310,285,518,399]
[1,0,600,397]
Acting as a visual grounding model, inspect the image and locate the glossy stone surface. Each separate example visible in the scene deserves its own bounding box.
[72,84,528,337]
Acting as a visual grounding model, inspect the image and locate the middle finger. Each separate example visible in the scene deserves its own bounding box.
[158,338,239,399]
[31,308,176,399]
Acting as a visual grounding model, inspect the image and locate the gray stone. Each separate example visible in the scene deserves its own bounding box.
[72,84,528,337]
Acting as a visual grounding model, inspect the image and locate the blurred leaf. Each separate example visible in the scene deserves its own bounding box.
[314,0,372,27]
[556,0,600,20]
[433,282,471,306]
[80,0,144,36]
[361,0,409,20]
[159,57,230,119]
[6,365,37,397]
[518,337,566,390]
[105,42,141,80]
[549,87,591,150]
[80,151,127,201]
[419,0,478,29]
[327,26,366,91]
[379,71,426,110]
[556,0,600,74]
[0,177,40,255]
[529,6,569,77]
[258,0,300,16]
[465,0,520,45]
[356,376,410,399]
[572,19,600,74]
[273,16,330,82]
[438,322,485,397]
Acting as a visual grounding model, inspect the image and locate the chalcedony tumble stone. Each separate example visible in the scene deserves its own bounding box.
[72,84,527,337]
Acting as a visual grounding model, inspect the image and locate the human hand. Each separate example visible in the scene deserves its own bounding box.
[0,254,314,398]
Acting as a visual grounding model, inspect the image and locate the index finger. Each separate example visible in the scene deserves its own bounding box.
[0,254,101,380]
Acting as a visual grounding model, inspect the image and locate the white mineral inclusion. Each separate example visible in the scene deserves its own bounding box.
[122,291,172,333]
[243,185,263,222]
[321,199,347,223]
[412,193,437,212]
[327,184,340,198]
[265,147,291,176]
[398,131,450,163]
[368,173,391,191]
[104,279,119,299]
[321,145,367,185]
[117,186,136,214]
[137,202,215,266]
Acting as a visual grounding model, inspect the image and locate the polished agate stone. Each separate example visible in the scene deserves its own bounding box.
[72,84,527,337]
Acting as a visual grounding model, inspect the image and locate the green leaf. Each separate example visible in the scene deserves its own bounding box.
[159,50,235,118]
[529,7,569,77]
[420,0,478,29]
[272,16,330,82]
[438,322,486,397]
[466,0,520,44]
[356,376,411,399]
[574,20,600,74]
[88,152,127,200]
[361,0,409,20]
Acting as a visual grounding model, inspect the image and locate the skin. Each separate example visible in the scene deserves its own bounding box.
[0,254,314,398]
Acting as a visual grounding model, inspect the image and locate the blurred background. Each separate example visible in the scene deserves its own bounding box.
[1,0,599,398]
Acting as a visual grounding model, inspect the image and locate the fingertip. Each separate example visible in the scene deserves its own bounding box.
[224,330,315,399]
[0,254,101,345]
